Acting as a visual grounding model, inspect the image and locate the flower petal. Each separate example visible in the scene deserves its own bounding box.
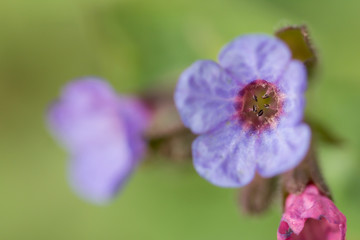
[256,124,311,177]
[278,185,347,240]
[277,60,307,127]
[48,78,121,152]
[118,97,152,133]
[192,121,256,187]
[69,138,134,204]
[174,60,237,134]
[219,34,291,85]
[61,77,118,110]
[118,97,151,160]
[48,78,149,204]
[279,96,306,128]
[277,60,307,96]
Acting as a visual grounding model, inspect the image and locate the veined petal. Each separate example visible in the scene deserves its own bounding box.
[192,121,256,187]
[219,34,291,86]
[256,124,311,177]
[175,60,238,134]
[278,61,307,127]
[277,60,307,96]
[279,96,306,128]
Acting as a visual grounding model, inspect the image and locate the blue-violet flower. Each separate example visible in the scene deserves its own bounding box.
[48,78,151,204]
[175,34,311,187]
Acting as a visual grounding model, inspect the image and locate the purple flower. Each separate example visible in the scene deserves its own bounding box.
[175,34,311,187]
[48,77,151,204]
[278,184,346,240]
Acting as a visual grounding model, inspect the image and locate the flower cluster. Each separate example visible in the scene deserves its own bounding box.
[48,78,151,204]
[175,34,311,187]
[46,29,347,240]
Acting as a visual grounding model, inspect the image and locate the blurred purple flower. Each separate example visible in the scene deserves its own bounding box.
[175,34,311,187]
[48,77,151,204]
[278,184,346,240]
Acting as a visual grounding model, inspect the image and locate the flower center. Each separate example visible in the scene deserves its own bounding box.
[235,80,283,132]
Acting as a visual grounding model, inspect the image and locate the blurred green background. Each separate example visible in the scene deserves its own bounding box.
[0,0,359,239]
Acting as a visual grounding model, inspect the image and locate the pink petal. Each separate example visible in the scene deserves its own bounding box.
[277,185,346,240]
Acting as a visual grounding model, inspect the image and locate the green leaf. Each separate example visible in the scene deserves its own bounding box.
[275,25,317,76]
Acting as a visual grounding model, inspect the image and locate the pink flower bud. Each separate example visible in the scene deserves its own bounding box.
[277,185,346,240]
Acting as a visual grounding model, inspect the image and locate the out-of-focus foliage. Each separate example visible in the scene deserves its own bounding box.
[0,0,359,239]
